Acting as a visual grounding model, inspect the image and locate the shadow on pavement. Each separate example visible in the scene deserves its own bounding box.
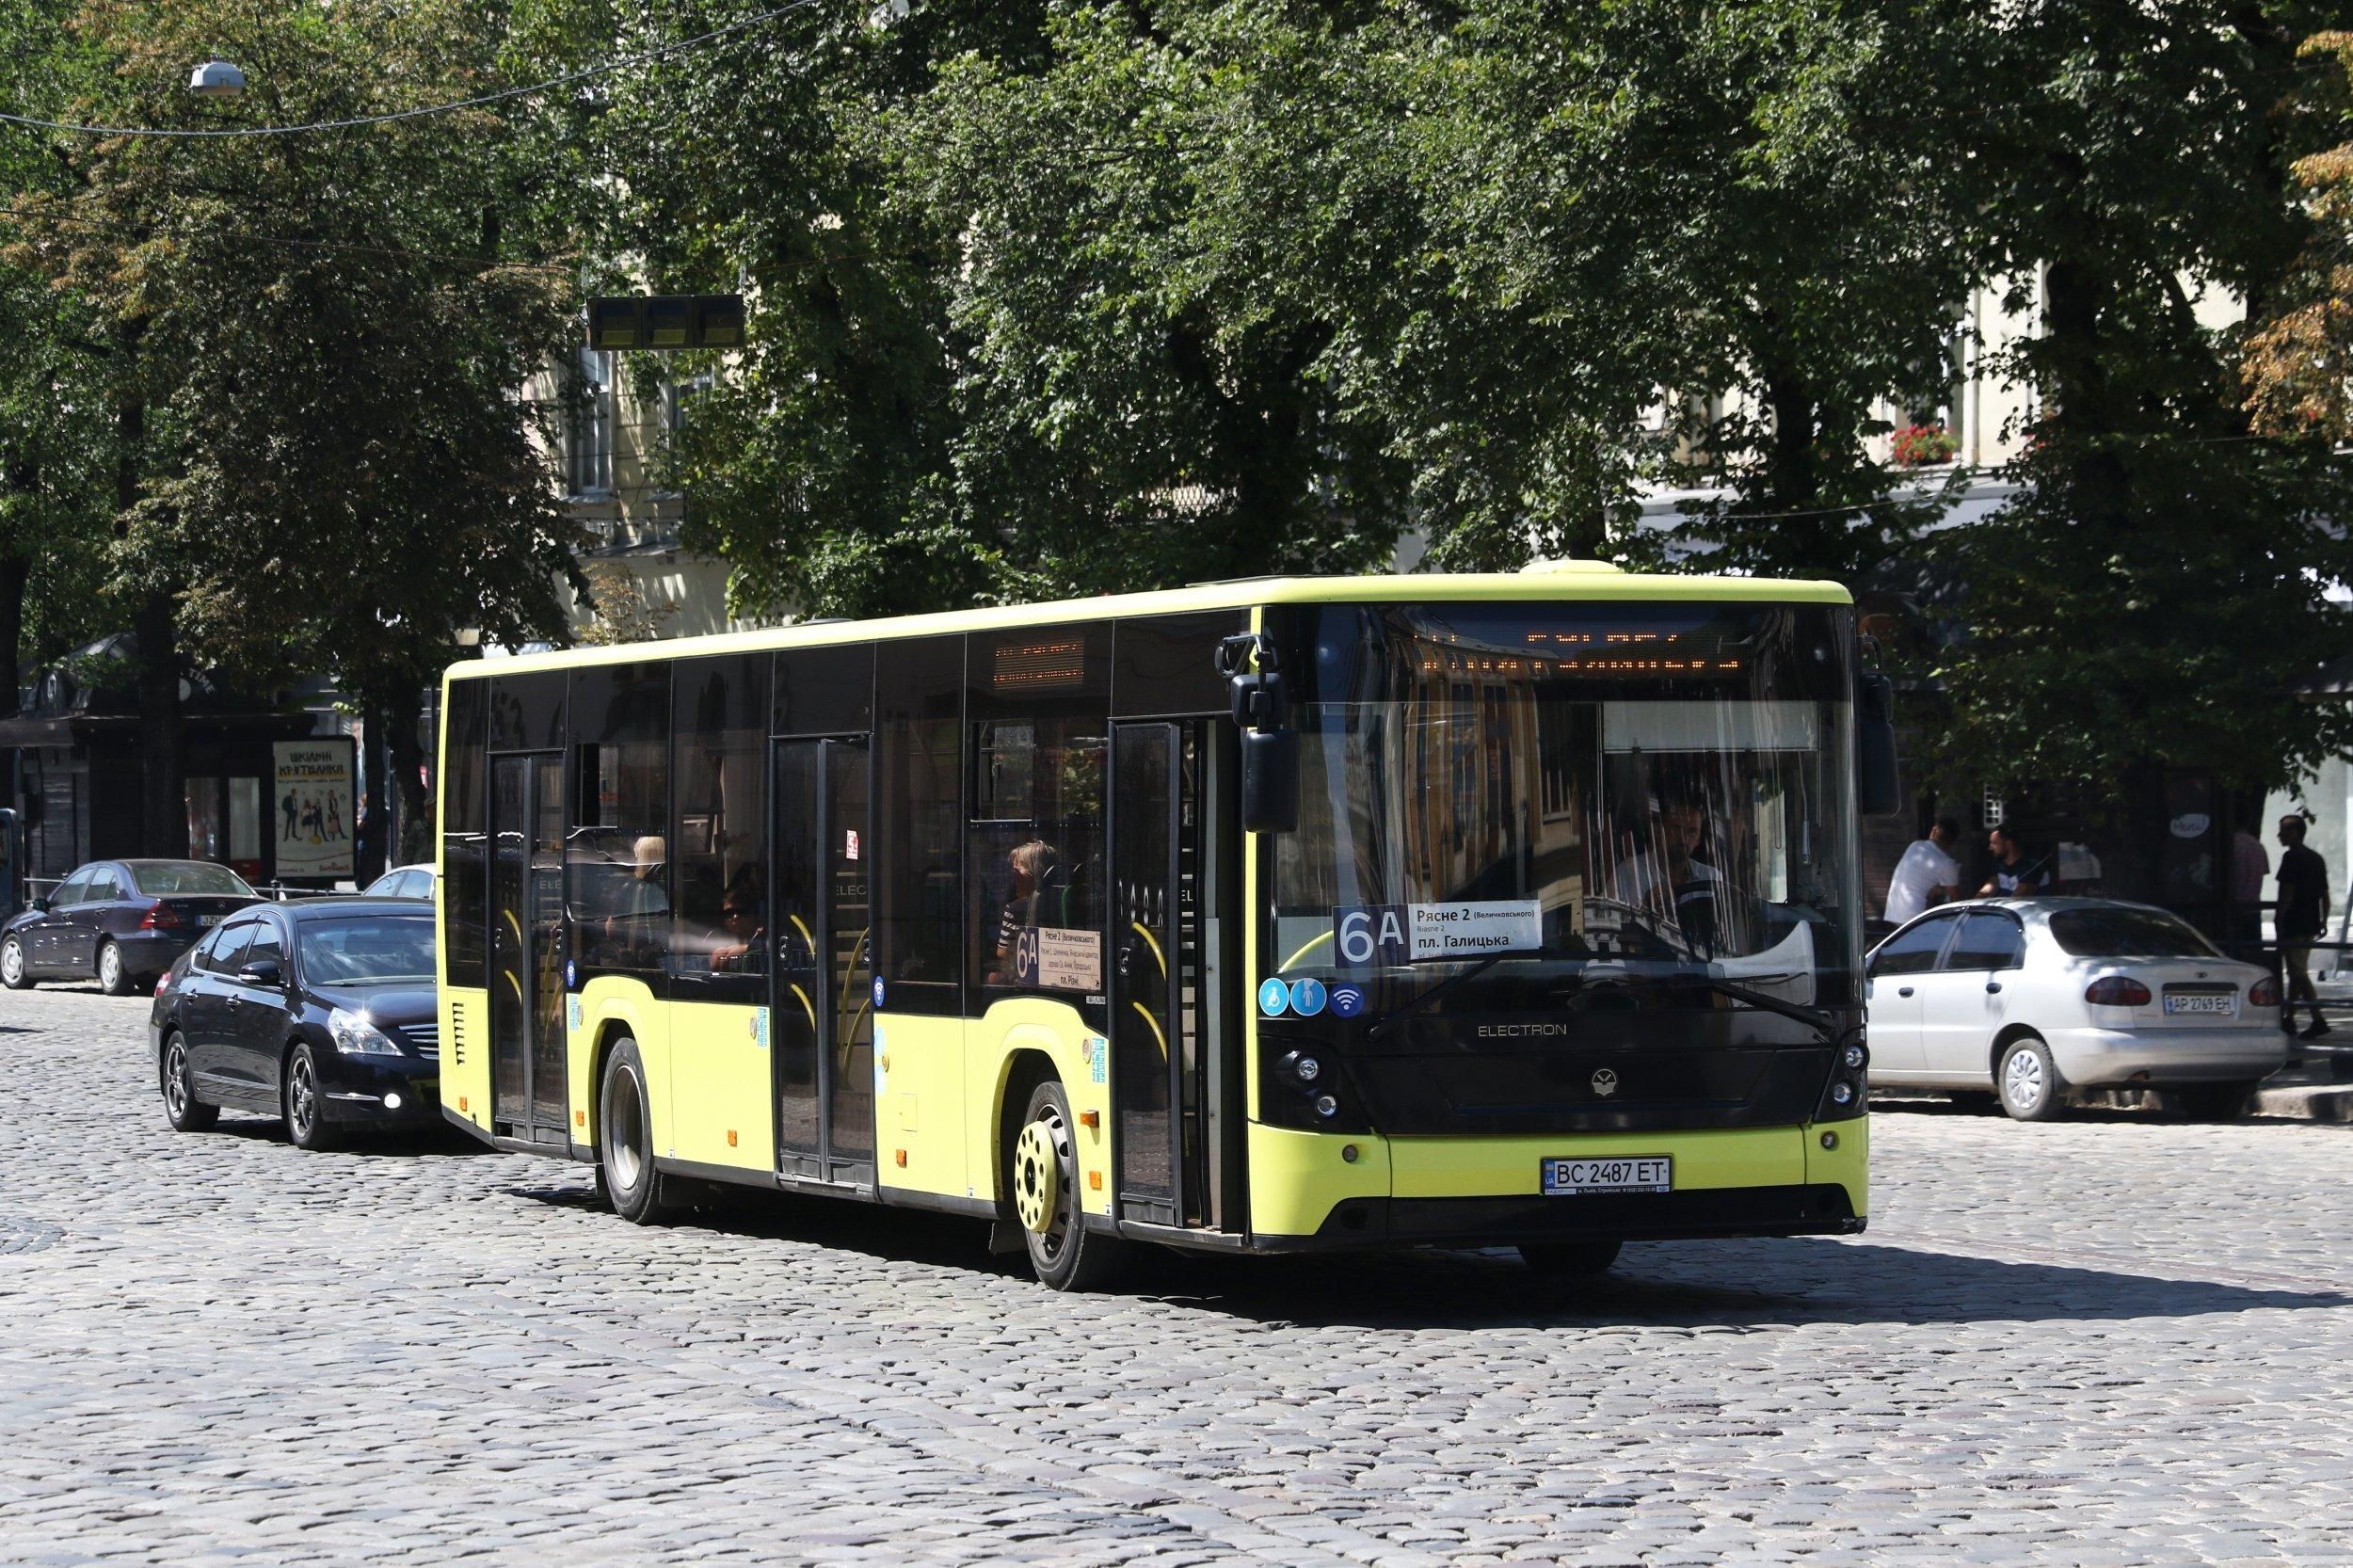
[502,1177,2352,1329]
[212,1114,499,1157]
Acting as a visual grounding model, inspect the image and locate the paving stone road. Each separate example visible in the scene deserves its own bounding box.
[3,987,2350,1566]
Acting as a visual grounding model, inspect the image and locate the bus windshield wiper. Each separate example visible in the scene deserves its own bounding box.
[1364,954,1508,1042]
[1577,972,1836,1041]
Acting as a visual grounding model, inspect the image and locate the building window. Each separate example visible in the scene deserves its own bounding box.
[567,345,615,497]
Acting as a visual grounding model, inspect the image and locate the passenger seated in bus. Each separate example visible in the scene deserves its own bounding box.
[711,870,766,973]
[987,839,1058,984]
[603,835,667,964]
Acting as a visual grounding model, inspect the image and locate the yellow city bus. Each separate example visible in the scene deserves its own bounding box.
[435,568,1886,1289]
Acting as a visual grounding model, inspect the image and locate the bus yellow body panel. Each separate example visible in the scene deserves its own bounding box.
[665,1000,775,1173]
[963,999,1114,1215]
[572,978,669,1153]
[1243,1123,1864,1240]
[441,986,491,1131]
[1805,1115,1868,1216]
[872,1014,968,1200]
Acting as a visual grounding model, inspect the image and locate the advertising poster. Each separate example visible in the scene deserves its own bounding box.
[273,739,356,880]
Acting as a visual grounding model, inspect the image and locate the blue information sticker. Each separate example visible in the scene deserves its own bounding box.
[1289,977,1328,1017]
[1329,982,1367,1020]
[872,977,887,1010]
[1257,977,1291,1016]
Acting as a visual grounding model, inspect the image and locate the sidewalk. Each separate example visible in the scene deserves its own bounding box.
[2254,1000,2353,1121]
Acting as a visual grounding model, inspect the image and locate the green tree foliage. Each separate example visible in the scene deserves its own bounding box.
[8,0,584,850]
[1924,2,2353,821]
[2243,31,2353,440]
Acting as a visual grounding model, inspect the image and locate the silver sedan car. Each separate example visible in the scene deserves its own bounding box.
[1866,898,2286,1121]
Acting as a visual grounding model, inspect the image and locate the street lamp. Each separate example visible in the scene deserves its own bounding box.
[188,59,247,98]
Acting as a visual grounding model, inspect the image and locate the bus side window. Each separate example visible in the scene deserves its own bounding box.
[667,654,770,993]
[877,636,966,1016]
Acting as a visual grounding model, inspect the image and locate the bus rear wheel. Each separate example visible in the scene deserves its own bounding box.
[600,1038,676,1225]
[1010,1079,1127,1291]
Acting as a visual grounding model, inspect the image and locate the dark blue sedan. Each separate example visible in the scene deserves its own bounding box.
[3,859,262,995]
[150,899,440,1150]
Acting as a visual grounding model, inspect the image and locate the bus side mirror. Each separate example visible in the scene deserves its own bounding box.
[1858,674,1900,817]
[1241,729,1301,834]
[1219,633,1300,834]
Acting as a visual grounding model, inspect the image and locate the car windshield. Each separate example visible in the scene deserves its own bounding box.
[132,862,255,897]
[297,917,436,984]
[2047,907,2218,959]
[1268,600,1863,1016]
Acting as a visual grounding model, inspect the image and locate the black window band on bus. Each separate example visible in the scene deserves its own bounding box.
[440,677,490,990]
[876,635,966,1018]
[968,624,1112,1018]
[669,653,771,1006]
[569,662,673,989]
[775,643,875,737]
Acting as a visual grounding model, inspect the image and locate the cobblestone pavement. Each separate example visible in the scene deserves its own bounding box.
[4,989,2351,1567]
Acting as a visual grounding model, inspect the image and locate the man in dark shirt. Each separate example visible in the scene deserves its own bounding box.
[1977,825,2050,897]
[2275,815,2331,1039]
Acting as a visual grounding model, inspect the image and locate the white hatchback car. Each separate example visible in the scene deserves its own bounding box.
[1866,898,2286,1121]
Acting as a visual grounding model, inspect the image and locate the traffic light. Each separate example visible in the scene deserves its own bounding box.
[586,295,745,352]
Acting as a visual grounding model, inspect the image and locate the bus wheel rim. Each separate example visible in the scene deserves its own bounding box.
[611,1064,645,1191]
[1014,1117,1061,1235]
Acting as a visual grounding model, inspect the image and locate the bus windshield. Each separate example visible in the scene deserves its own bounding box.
[1269,600,1862,1016]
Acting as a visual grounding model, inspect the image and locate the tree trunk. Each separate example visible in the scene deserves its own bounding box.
[382,677,432,865]
[0,550,26,708]
[356,693,389,884]
[115,367,184,860]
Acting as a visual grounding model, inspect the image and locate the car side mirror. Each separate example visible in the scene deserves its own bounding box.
[237,959,283,987]
[27,896,45,912]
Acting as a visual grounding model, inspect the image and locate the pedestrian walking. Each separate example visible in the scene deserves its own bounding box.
[2275,814,2331,1040]
[1884,816,1964,925]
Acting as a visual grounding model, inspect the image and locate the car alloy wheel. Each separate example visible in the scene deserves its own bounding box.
[160,1033,216,1132]
[97,940,128,996]
[0,936,26,989]
[283,1044,338,1150]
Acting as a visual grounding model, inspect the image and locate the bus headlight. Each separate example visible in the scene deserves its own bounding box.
[1313,1094,1339,1119]
[1291,1054,1323,1084]
[1842,1043,1866,1071]
[1830,1080,1855,1107]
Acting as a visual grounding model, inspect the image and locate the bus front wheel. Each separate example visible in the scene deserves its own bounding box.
[600,1038,676,1225]
[1010,1079,1127,1291]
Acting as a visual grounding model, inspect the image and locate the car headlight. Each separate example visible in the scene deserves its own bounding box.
[329,1007,402,1056]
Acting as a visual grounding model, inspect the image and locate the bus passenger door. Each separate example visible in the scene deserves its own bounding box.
[489,752,568,1144]
[1112,721,1234,1230]
[771,735,875,1188]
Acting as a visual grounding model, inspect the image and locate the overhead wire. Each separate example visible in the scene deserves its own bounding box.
[0,0,824,140]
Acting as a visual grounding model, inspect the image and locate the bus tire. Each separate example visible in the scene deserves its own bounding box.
[1996,1033,2064,1122]
[1010,1079,1127,1292]
[600,1038,675,1225]
[1519,1240,1623,1283]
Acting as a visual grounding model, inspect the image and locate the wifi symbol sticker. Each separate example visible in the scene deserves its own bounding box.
[1330,984,1367,1019]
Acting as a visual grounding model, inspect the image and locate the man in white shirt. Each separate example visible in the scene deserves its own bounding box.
[1884,817,1962,925]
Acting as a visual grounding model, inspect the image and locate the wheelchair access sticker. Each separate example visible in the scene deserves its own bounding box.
[1257,977,1291,1016]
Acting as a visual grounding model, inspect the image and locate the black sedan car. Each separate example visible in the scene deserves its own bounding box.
[4,859,262,995]
[150,898,439,1150]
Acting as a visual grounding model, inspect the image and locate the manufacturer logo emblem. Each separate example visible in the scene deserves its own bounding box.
[1591,1067,1620,1097]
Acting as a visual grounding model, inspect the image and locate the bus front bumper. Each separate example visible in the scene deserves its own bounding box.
[1256,1184,1865,1252]
[1243,1121,1867,1252]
